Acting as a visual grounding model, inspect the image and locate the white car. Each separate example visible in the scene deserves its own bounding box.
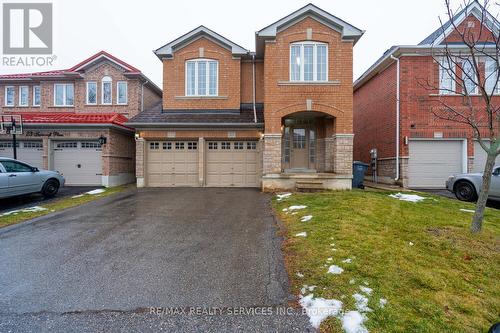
[0,158,65,199]
[446,165,500,202]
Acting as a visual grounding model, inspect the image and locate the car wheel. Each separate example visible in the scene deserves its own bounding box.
[42,179,60,198]
[455,181,477,202]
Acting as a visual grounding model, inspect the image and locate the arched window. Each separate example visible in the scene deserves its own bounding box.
[290,42,328,82]
[185,59,218,96]
[102,76,112,104]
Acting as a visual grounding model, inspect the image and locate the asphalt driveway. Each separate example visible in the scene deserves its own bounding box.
[0,188,312,332]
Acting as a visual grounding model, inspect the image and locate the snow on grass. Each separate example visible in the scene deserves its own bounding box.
[379,298,388,308]
[276,193,292,201]
[353,293,372,312]
[300,285,317,294]
[300,215,313,222]
[295,232,307,237]
[359,286,373,295]
[299,294,343,329]
[296,272,304,278]
[342,258,353,264]
[409,241,414,246]
[389,192,426,202]
[288,205,307,211]
[460,208,475,213]
[1,206,47,216]
[341,311,369,333]
[72,188,106,198]
[327,257,333,262]
[327,265,344,274]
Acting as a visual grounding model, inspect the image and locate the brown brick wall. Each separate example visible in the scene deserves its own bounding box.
[240,60,264,104]
[162,37,241,110]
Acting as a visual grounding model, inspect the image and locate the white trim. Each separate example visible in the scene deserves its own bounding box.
[289,42,328,82]
[53,83,74,107]
[4,86,15,107]
[32,85,41,106]
[185,59,218,97]
[101,76,112,105]
[86,81,97,105]
[116,81,128,105]
[18,86,29,107]
[72,54,135,72]
[462,139,468,173]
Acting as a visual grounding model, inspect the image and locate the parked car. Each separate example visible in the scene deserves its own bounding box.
[446,165,500,202]
[0,158,65,199]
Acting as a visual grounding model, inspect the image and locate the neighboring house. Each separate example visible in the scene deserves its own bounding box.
[0,51,162,186]
[353,2,500,189]
[128,4,364,190]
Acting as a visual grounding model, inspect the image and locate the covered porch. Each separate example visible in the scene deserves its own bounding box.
[262,111,353,191]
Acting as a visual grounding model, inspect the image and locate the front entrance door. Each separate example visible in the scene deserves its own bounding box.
[291,127,309,169]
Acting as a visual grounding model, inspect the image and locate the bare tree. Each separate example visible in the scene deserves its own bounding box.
[419,0,499,233]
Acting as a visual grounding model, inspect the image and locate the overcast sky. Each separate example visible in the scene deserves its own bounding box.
[1,0,498,86]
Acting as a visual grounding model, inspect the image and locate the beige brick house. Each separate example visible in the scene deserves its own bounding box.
[0,51,161,186]
[129,4,364,190]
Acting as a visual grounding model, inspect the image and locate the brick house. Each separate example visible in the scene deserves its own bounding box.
[0,51,162,186]
[128,4,364,190]
[353,2,500,189]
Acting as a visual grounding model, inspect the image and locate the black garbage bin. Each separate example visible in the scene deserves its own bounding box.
[352,161,369,189]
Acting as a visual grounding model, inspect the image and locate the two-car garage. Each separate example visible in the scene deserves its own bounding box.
[145,140,261,187]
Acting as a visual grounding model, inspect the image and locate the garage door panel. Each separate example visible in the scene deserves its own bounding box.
[53,141,102,186]
[473,141,500,173]
[408,140,463,188]
[0,141,43,168]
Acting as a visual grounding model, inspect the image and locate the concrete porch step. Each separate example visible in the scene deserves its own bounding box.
[296,180,325,192]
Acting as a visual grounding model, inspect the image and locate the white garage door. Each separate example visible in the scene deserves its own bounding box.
[473,141,500,173]
[146,141,199,187]
[206,141,260,187]
[0,141,43,168]
[53,141,102,186]
[408,140,464,188]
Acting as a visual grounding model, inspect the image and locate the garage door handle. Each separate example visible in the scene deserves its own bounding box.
[8,174,16,177]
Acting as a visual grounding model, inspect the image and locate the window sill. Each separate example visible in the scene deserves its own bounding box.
[429,93,483,97]
[50,105,75,108]
[278,80,341,86]
[175,96,228,100]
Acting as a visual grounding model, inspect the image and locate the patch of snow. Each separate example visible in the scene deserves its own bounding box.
[1,206,47,216]
[327,257,333,262]
[409,242,414,246]
[353,293,372,312]
[389,192,426,202]
[282,208,288,212]
[295,232,307,237]
[359,286,373,295]
[342,258,353,264]
[331,248,338,251]
[330,243,335,246]
[296,272,304,278]
[327,265,344,274]
[300,215,313,222]
[349,279,356,285]
[379,298,387,308]
[291,212,298,215]
[86,189,105,195]
[288,205,307,211]
[341,311,369,333]
[363,281,369,286]
[299,294,343,329]
[460,208,475,213]
[276,193,292,201]
[71,194,84,198]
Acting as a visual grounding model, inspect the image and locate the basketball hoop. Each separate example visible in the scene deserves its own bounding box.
[0,115,23,135]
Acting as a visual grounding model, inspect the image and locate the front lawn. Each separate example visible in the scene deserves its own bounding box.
[0,185,131,228]
[273,190,500,333]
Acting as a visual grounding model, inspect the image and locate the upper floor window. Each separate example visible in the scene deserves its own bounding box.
[102,76,112,104]
[86,81,97,104]
[19,86,29,106]
[117,81,127,104]
[485,58,499,95]
[461,59,478,94]
[33,86,41,106]
[185,59,218,96]
[5,86,14,106]
[438,58,455,95]
[290,42,328,82]
[54,83,74,106]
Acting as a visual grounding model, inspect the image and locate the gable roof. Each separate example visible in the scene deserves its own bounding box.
[68,50,141,73]
[154,25,249,59]
[419,1,499,45]
[256,3,364,43]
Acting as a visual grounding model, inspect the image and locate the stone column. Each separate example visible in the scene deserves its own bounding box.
[324,137,335,172]
[332,134,354,175]
[198,137,205,186]
[42,137,49,169]
[135,138,145,187]
[262,134,282,174]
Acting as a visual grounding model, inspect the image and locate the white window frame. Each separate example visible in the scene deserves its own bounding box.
[438,58,456,95]
[53,83,74,107]
[101,76,112,105]
[116,81,128,104]
[289,42,328,82]
[185,59,218,96]
[19,86,29,106]
[485,58,499,95]
[461,59,479,95]
[33,85,41,106]
[5,86,15,106]
[86,81,97,105]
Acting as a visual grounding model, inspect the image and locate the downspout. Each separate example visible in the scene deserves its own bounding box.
[390,55,400,182]
[252,54,257,123]
[141,80,149,112]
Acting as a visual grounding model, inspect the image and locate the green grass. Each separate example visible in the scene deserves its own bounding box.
[0,185,132,228]
[273,190,500,333]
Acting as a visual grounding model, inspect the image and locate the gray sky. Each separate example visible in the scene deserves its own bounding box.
[1,0,497,86]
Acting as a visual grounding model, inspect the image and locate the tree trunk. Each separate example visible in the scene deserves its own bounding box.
[471,150,497,233]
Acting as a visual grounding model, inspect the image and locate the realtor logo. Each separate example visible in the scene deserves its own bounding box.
[2,3,53,54]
